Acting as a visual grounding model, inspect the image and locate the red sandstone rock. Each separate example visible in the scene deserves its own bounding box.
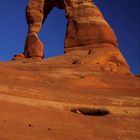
[24,33,44,58]
[21,0,64,58]
[12,54,25,60]
[13,0,131,74]
[2,2,139,139]
[64,0,118,51]
[0,60,139,140]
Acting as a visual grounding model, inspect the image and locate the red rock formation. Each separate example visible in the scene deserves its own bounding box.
[1,2,139,139]
[14,0,64,59]
[64,0,118,52]
[13,0,131,74]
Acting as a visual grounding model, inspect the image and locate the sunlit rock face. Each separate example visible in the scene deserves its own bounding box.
[18,0,65,59]
[64,0,118,51]
[13,0,131,74]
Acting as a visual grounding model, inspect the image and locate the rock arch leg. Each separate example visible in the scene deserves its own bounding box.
[24,0,56,59]
[64,0,118,52]
[13,0,55,60]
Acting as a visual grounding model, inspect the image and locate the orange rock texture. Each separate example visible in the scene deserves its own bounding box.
[1,1,140,139]
[64,0,118,50]
[13,0,131,75]
[0,60,140,140]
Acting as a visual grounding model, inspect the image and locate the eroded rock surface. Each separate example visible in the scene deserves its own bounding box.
[0,60,140,140]
[64,0,118,50]
[2,1,139,139]
[13,0,131,74]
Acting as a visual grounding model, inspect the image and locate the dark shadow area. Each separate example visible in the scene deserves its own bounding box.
[70,108,110,116]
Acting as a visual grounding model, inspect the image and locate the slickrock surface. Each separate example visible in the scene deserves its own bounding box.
[0,57,140,140]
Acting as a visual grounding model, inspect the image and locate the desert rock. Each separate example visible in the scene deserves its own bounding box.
[64,0,118,51]
[12,0,131,75]
[0,59,140,140]
[24,33,44,58]
[1,1,139,140]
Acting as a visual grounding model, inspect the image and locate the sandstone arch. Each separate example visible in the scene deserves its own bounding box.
[13,0,131,74]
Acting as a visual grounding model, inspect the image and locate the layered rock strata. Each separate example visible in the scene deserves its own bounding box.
[64,0,118,51]
[13,0,131,74]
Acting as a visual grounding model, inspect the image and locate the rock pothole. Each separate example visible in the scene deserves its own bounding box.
[70,108,110,116]
[28,124,33,127]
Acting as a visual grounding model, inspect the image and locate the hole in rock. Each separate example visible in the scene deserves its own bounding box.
[39,8,67,59]
[28,124,33,127]
[70,108,110,116]
[48,128,52,131]
[72,59,81,64]
[80,76,85,79]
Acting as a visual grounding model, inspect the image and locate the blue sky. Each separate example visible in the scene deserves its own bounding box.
[0,0,139,74]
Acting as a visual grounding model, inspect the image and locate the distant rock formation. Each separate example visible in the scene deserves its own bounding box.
[13,0,131,74]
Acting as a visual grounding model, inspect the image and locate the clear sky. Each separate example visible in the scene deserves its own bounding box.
[0,0,139,74]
